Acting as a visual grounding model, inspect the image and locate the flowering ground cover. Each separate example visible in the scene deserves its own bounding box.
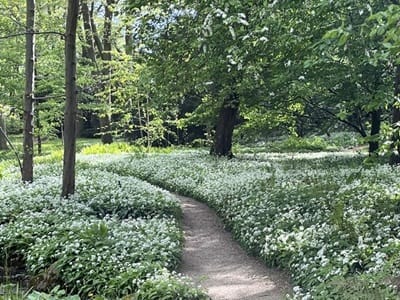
[92,150,400,299]
[0,164,206,299]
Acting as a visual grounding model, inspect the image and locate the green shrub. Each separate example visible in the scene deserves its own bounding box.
[135,273,209,300]
[80,142,175,155]
[274,136,330,151]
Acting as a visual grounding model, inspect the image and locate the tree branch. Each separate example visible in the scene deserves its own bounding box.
[303,97,367,137]
[0,126,23,177]
[0,31,64,40]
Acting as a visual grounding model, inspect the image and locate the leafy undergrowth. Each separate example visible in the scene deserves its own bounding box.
[0,164,207,299]
[79,142,174,155]
[235,132,362,153]
[92,150,400,299]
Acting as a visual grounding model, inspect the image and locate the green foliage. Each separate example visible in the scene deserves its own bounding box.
[135,274,209,300]
[27,286,80,300]
[0,284,87,299]
[94,150,400,298]
[80,142,140,154]
[313,273,398,300]
[0,284,28,300]
[235,132,362,153]
[0,163,203,299]
[272,136,331,152]
[80,142,174,155]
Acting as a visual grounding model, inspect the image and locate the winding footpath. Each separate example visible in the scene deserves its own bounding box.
[176,194,291,300]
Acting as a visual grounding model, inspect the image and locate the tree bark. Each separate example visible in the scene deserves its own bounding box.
[0,113,8,150]
[22,0,35,183]
[62,0,79,197]
[390,65,400,164]
[99,0,114,144]
[210,94,239,157]
[35,107,42,155]
[99,115,113,144]
[368,109,381,154]
[125,25,133,55]
[81,1,96,62]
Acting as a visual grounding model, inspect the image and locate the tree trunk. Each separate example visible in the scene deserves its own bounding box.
[210,94,239,157]
[99,0,114,144]
[62,0,79,197]
[390,65,400,164]
[0,113,8,150]
[99,116,113,144]
[368,109,381,154]
[125,25,133,55]
[22,0,35,183]
[81,1,96,62]
[35,107,41,155]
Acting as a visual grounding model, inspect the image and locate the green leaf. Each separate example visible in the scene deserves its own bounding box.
[338,32,349,46]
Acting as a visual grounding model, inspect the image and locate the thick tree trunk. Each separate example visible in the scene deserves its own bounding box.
[62,0,79,197]
[368,109,381,154]
[390,65,400,164]
[22,0,35,183]
[0,113,8,150]
[210,94,239,157]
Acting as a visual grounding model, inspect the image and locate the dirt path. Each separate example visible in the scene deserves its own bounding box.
[176,194,291,300]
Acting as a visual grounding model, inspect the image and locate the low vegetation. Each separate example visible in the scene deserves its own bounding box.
[0,159,206,299]
[1,136,399,299]
[93,149,400,299]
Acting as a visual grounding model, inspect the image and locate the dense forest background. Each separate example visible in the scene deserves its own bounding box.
[1,0,400,159]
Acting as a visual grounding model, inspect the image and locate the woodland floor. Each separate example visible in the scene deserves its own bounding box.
[176,194,292,300]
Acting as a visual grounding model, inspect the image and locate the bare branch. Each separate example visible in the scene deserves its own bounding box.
[0,31,64,40]
[0,126,23,177]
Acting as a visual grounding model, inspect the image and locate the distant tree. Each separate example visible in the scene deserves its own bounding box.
[129,1,276,156]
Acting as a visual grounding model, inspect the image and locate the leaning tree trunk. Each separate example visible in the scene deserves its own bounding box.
[62,0,79,197]
[368,109,381,155]
[390,65,400,164]
[210,94,239,157]
[0,113,8,150]
[22,0,35,183]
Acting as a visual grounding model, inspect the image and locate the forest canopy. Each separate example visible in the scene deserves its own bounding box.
[1,0,400,161]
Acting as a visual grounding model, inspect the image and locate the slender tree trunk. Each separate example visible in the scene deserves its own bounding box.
[0,113,8,150]
[137,100,144,138]
[125,25,133,55]
[390,65,400,164]
[62,0,79,197]
[22,0,35,182]
[99,116,112,143]
[35,107,41,155]
[210,94,239,157]
[368,109,381,154]
[99,0,114,144]
[146,97,150,148]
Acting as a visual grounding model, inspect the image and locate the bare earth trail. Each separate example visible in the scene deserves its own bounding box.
[176,194,292,300]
